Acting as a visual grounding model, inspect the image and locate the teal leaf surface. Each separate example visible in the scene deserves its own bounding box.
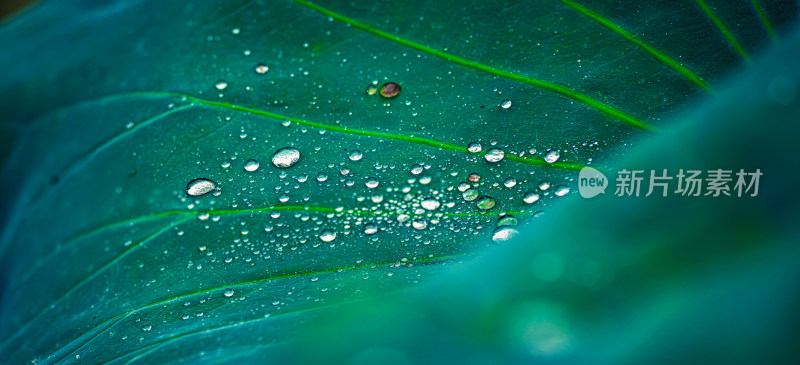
[0,0,796,363]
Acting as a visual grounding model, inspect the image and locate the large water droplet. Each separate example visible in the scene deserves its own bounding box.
[348,150,363,161]
[503,177,517,187]
[476,196,496,210]
[379,82,401,98]
[523,192,540,204]
[498,215,518,226]
[412,219,428,230]
[255,63,269,74]
[244,159,260,172]
[364,223,378,235]
[492,227,519,242]
[186,178,216,197]
[410,164,424,175]
[365,177,380,189]
[224,289,235,297]
[462,189,479,201]
[215,81,228,90]
[272,147,301,168]
[554,185,570,196]
[500,99,512,109]
[421,197,440,210]
[468,142,482,153]
[320,229,336,242]
[485,149,505,163]
[544,150,560,163]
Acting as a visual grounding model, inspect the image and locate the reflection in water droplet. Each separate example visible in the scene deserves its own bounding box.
[492,227,519,242]
[349,150,363,161]
[544,150,560,163]
[500,99,512,109]
[523,192,540,204]
[421,198,440,210]
[476,196,496,210]
[186,178,216,197]
[320,230,336,242]
[244,159,260,172]
[555,185,570,196]
[468,142,482,153]
[485,149,505,163]
[272,147,301,168]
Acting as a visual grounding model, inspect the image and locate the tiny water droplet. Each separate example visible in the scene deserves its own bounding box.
[320,229,336,242]
[410,164,424,175]
[244,159,260,172]
[539,181,551,190]
[544,150,560,163]
[215,81,228,90]
[272,147,301,168]
[365,84,378,95]
[500,99,512,109]
[255,63,269,74]
[224,289,234,297]
[503,177,517,187]
[141,325,152,332]
[468,173,481,182]
[468,142,482,153]
[186,178,216,197]
[484,149,505,163]
[412,219,428,230]
[316,173,328,182]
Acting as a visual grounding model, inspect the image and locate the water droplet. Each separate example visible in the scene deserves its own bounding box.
[224,289,234,297]
[186,178,216,197]
[498,215,518,226]
[468,142,482,153]
[492,227,519,242]
[421,197,440,210]
[410,164,424,175]
[272,147,301,168]
[365,177,380,189]
[468,172,481,182]
[348,150,363,161]
[476,196,496,210]
[255,63,269,74]
[412,219,428,230]
[554,185,570,196]
[457,182,471,192]
[500,99,512,109]
[462,189,479,201]
[485,149,505,163]
[316,173,328,182]
[320,229,336,242]
[141,325,152,332]
[365,84,377,95]
[523,192,540,204]
[364,223,378,235]
[504,177,517,187]
[244,159,260,172]
[215,81,228,90]
[379,82,401,98]
[544,150,560,163]
[539,181,551,190]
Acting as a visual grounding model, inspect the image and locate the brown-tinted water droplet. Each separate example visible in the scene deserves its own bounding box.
[379,82,401,98]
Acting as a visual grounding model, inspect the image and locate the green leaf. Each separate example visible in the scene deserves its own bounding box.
[0,0,795,363]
